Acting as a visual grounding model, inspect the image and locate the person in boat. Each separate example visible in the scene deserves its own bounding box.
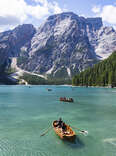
[69,98,73,102]
[57,118,63,128]
[62,122,67,132]
[55,118,64,127]
[57,118,67,132]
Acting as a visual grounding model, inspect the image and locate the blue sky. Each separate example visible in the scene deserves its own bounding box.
[45,0,115,16]
[0,0,116,32]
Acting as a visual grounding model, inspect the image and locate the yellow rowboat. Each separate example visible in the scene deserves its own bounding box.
[53,120,76,141]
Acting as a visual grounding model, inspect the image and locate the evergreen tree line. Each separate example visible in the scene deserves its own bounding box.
[72,51,116,87]
[20,73,71,85]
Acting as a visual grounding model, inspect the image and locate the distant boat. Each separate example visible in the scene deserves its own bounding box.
[53,120,76,141]
[60,97,74,102]
[47,88,52,91]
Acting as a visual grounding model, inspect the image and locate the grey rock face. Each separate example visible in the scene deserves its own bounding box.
[93,27,116,59]
[0,12,116,78]
[19,12,103,78]
[0,24,36,71]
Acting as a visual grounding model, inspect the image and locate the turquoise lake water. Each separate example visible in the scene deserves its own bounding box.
[0,85,116,156]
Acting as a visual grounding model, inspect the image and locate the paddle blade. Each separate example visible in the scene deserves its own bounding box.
[79,130,88,136]
[40,133,45,136]
[84,130,88,136]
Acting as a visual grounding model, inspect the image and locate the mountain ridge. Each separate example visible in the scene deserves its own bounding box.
[0,12,116,80]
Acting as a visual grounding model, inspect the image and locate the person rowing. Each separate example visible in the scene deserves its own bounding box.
[56,118,67,132]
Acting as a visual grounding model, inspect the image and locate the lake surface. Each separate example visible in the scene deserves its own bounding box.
[0,85,116,156]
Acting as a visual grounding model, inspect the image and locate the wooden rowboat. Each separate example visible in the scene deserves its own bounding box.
[53,120,76,141]
[60,97,74,102]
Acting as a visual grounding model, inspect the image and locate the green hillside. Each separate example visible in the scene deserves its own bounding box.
[72,51,116,87]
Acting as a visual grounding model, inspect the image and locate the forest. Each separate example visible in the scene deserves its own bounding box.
[72,51,116,87]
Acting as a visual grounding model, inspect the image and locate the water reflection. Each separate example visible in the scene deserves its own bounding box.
[63,136,84,149]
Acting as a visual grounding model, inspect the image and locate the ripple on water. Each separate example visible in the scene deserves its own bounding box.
[103,138,116,147]
[0,138,51,156]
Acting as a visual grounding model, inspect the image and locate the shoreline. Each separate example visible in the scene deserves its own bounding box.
[72,85,116,88]
[0,84,116,89]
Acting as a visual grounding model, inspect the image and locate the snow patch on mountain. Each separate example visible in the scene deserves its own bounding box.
[46,65,55,74]
[67,67,71,77]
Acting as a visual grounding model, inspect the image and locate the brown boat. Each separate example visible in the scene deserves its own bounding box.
[60,97,74,102]
[53,120,76,141]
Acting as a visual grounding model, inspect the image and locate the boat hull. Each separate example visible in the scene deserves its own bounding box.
[60,97,74,102]
[53,121,76,141]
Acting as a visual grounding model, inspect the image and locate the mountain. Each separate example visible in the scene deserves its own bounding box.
[72,51,116,87]
[0,24,36,72]
[17,12,100,78]
[0,12,116,79]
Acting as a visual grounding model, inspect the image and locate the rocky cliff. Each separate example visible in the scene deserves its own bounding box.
[17,12,102,78]
[0,24,36,71]
[0,12,116,78]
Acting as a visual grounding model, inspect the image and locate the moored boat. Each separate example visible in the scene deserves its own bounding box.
[53,120,76,141]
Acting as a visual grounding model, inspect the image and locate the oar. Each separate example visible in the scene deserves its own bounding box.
[40,126,53,136]
[71,126,88,136]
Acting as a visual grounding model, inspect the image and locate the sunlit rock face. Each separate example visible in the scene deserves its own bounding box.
[93,27,116,60]
[19,12,102,78]
[0,12,116,77]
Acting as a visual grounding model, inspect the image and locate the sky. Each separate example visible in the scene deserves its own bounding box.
[0,0,116,32]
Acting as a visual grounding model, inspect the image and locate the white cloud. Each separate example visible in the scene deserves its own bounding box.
[0,0,27,23]
[50,2,62,14]
[101,5,116,24]
[92,6,101,13]
[0,0,63,32]
[92,4,116,28]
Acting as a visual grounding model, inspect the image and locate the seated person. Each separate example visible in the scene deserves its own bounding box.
[56,118,67,132]
[57,118,63,128]
[62,122,67,132]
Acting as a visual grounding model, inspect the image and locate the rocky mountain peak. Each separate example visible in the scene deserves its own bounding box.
[86,17,103,30]
[10,24,36,44]
[46,12,103,32]
[47,12,78,21]
[0,12,116,78]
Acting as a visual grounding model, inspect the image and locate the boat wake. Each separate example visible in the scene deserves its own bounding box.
[103,138,116,147]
